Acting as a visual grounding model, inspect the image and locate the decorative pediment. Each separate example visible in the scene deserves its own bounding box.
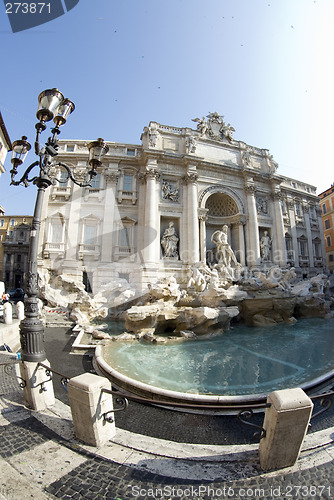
[120,216,137,225]
[82,214,102,223]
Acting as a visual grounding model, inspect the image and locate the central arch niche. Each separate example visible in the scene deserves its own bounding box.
[205,192,241,264]
[205,192,239,217]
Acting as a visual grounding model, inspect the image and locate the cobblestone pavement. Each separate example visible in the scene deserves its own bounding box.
[1,332,334,500]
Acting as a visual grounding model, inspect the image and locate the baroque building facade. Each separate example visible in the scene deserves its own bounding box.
[38,113,326,293]
[318,184,334,272]
[0,216,33,290]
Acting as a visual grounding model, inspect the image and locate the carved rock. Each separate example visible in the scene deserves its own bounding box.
[174,307,220,333]
[124,302,240,336]
[180,330,197,338]
[148,277,181,303]
[294,297,330,318]
[240,298,297,327]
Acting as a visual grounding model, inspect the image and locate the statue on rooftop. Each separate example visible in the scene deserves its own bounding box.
[192,112,235,142]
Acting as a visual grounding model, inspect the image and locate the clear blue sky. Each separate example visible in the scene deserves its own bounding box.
[0,0,333,214]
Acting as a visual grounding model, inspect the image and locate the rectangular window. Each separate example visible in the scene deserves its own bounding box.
[313,242,320,257]
[327,236,331,247]
[17,254,21,263]
[329,254,334,262]
[90,173,100,189]
[300,241,307,256]
[0,219,4,227]
[285,238,292,251]
[83,225,96,245]
[51,222,62,243]
[295,203,301,216]
[126,148,136,156]
[123,175,133,192]
[10,219,15,226]
[58,170,68,186]
[323,203,327,214]
[66,145,75,152]
[119,227,130,248]
[325,219,330,229]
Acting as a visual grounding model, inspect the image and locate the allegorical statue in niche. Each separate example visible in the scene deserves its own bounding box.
[161,222,179,258]
[260,231,272,261]
[211,225,238,267]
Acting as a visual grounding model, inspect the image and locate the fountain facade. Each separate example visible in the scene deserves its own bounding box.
[33,112,334,405]
[37,112,326,296]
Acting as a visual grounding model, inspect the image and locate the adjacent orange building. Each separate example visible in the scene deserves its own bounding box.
[318,184,334,272]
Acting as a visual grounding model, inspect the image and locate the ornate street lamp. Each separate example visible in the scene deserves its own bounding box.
[10,88,109,362]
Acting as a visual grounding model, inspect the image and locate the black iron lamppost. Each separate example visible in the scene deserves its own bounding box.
[10,88,109,363]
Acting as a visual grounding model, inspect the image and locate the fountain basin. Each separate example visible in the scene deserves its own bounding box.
[95,318,334,409]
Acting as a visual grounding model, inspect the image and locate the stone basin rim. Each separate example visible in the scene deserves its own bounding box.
[94,345,334,409]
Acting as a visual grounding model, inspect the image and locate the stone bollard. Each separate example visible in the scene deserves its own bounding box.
[259,388,313,470]
[67,373,116,447]
[20,360,55,411]
[16,301,25,320]
[3,302,12,324]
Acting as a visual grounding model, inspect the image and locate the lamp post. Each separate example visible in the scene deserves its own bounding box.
[10,88,109,364]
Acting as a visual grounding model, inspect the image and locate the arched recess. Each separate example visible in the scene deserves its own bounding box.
[198,186,246,265]
[199,185,245,214]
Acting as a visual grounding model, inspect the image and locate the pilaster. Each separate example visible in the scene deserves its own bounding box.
[184,170,200,264]
[271,190,287,266]
[140,159,160,271]
[234,218,246,266]
[198,209,208,263]
[288,199,299,268]
[65,183,82,262]
[101,170,119,263]
[244,182,260,266]
[303,203,314,268]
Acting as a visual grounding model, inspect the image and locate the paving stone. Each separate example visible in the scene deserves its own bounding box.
[1,327,333,500]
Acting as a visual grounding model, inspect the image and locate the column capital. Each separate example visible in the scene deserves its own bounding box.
[138,168,159,183]
[302,202,310,213]
[198,208,208,221]
[104,171,119,183]
[183,172,198,184]
[271,189,283,201]
[234,216,247,226]
[245,183,256,195]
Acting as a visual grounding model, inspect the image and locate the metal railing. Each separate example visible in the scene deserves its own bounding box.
[0,360,26,388]
[37,362,69,392]
[101,389,271,439]
[101,388,129,423]
[310,389,334,422]
[26,364,334,439]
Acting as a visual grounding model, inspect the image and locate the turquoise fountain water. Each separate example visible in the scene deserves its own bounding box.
[101,318,334,397]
